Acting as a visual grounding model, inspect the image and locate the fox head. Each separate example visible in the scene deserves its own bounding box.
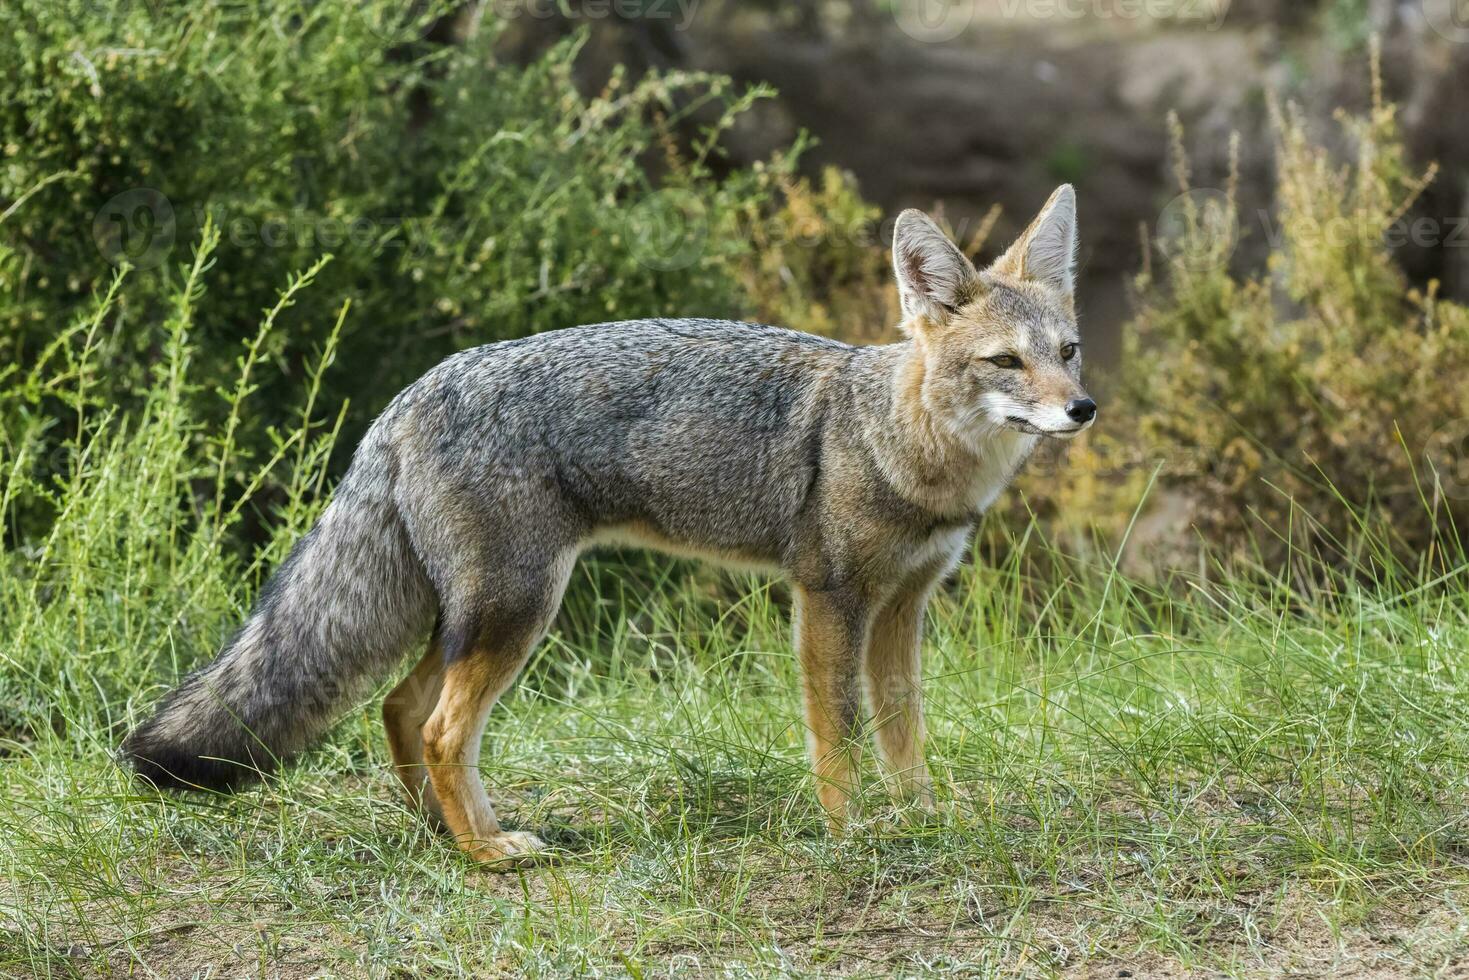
[892,186,1095,446]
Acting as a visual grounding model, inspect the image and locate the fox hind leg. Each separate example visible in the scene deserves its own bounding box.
[420,550,574,865]
[383,635,447,826]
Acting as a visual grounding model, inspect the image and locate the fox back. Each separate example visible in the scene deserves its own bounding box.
[386,318,868,570]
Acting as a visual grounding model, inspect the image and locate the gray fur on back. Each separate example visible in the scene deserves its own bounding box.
[384,319,878,568]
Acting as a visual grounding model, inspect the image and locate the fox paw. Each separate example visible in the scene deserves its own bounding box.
[467,831,548,868]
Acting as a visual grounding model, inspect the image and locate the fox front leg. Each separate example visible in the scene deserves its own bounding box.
[793,585,870,832]
[865,578,938,811]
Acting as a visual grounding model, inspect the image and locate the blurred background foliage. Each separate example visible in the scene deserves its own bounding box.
[3,0,1469,579]
[0,0,868,539]
[1116,73,1469,573]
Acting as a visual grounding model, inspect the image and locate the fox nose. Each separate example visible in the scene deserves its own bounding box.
[1065,398,1097,424]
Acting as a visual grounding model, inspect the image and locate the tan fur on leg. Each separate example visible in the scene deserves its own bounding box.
[383,639,447,825]
[866,580,936,809]
[421,648,545,865]
[794,586,870,832]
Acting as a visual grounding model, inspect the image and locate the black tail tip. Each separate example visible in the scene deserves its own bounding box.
[119,730,270,793]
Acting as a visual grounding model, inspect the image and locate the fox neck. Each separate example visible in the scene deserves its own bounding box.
[860,340,1039,519]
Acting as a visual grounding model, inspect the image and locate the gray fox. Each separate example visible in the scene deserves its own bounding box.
[122,186,1094,863]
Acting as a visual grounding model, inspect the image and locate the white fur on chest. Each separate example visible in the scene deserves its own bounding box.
[963,430,1039,514]
[892,432,1034,586]
[902,525,971,581]
[866,422,1039,521]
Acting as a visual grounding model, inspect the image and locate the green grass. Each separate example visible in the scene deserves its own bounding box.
[4,248,1469,976]
[7,556,1469,976]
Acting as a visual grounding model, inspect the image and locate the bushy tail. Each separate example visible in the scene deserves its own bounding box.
[121,447,436,791]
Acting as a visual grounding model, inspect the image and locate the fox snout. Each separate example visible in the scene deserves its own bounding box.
[1047,392,1097,438]
[1065,398,1097,425]
[1016,387,1096,438]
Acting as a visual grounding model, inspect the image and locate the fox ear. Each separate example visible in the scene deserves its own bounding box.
[892,209,980,326]
[992,184,1077,295]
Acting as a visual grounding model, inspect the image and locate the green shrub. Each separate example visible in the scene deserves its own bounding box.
[0,226,331,737]
[1121,53,1469,570]
[0,0,793,538]
[0,224,783,742]
[734,162,897,342]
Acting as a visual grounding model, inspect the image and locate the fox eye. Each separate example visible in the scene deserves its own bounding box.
[987,353,1023,370]
[1060,343,1079,361]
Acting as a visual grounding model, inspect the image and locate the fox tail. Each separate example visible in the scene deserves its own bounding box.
[120,443,436,790]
